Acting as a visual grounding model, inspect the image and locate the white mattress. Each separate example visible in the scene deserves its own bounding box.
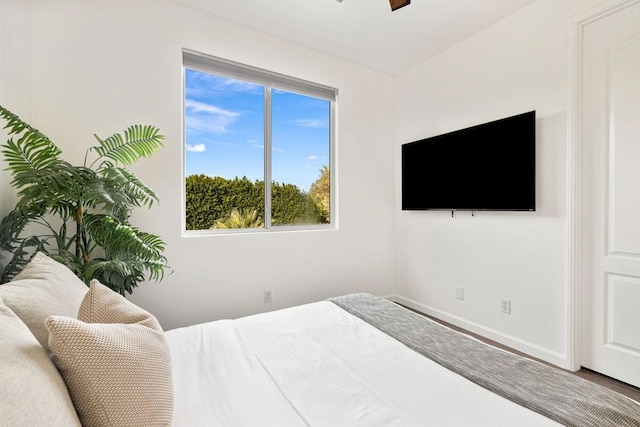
[166,301,560,426]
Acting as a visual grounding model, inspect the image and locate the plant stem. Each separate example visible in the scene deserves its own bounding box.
[75,204,82,260]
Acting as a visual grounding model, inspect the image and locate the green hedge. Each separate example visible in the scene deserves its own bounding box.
[185,174,322,230]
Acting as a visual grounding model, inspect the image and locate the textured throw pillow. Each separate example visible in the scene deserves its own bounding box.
[0,297,81,426]
[0,252,88,352]
[46,280,174,427]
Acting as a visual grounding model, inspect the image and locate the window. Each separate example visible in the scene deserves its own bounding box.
[183,50,336,232]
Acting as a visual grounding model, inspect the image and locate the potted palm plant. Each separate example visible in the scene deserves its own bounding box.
[0,105,168,295]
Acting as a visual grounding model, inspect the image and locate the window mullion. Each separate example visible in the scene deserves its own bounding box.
[264,86,273,229]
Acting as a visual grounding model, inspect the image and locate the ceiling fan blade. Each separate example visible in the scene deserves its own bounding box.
[389,0,410,11]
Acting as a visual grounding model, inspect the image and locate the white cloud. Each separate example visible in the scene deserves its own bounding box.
[221,78,262,93]
[186,143,206,152]
[293,119,326,128]
[307,155,318,160]
[248,139,264,149]
[185,100,240,134]
[185,71,263,98]
[185,100,237,116]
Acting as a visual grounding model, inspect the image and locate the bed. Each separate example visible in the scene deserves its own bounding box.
[1,253,639,427]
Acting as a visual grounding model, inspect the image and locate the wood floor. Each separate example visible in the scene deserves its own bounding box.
[399,304,640,403]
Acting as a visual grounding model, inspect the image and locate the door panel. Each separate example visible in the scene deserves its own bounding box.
[608,36,640,256]
[606,274,640,353]
[581,0,640,387]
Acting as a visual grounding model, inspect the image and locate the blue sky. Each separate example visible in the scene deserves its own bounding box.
[184,69,330,192]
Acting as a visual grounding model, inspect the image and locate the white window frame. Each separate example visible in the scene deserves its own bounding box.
[182,49,338,235]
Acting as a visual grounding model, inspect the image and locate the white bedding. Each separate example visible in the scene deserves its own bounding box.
[166,301,560,426]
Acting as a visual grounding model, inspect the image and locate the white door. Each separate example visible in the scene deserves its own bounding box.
[580,0,640,387]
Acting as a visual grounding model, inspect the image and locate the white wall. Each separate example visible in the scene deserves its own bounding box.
[0,0,31,217]
[394,0,602,367]
[18,0,396,329]
[0,0,32,269]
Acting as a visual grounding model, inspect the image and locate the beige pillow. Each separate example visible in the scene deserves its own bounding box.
[0,297,81,426]
[0,252,88,351]
[46,280,174,427]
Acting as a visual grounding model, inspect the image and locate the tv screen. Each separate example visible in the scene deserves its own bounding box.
[402,111,535,211]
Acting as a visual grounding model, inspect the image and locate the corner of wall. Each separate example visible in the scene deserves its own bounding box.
[387,294,568,368]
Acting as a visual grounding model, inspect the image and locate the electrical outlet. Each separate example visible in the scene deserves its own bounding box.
[456,287,464,300]
[501,299,511,314]
[264,289,272,304]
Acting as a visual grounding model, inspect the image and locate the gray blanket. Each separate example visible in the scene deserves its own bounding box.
[329,293,640,427]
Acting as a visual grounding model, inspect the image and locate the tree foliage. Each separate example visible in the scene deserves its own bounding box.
[0,104,168,295]
[186,175,263,230]
[271,181,321,226]
[213,209,264,229]
[309,165,330,224]
[185,175,324,230]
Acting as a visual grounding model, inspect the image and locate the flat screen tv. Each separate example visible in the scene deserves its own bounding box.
[402,111,535,211]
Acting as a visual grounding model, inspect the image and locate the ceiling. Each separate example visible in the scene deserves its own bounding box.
[173,0,536,76]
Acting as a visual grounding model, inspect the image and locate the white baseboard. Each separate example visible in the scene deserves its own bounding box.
[385,294,568,368]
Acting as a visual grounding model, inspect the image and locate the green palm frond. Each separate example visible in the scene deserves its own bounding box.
[83,258,145,295]
[0,204,48,252]
[83,214,165,261]
[11,165,92,220]
[12,163,83,198]
[101,166,160,208]
[75,168,133,219]
[0,236,47,283]
[91,125,164,168]
[82,252,167,295]
[213,208,264,229]
[0,105,62,179]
